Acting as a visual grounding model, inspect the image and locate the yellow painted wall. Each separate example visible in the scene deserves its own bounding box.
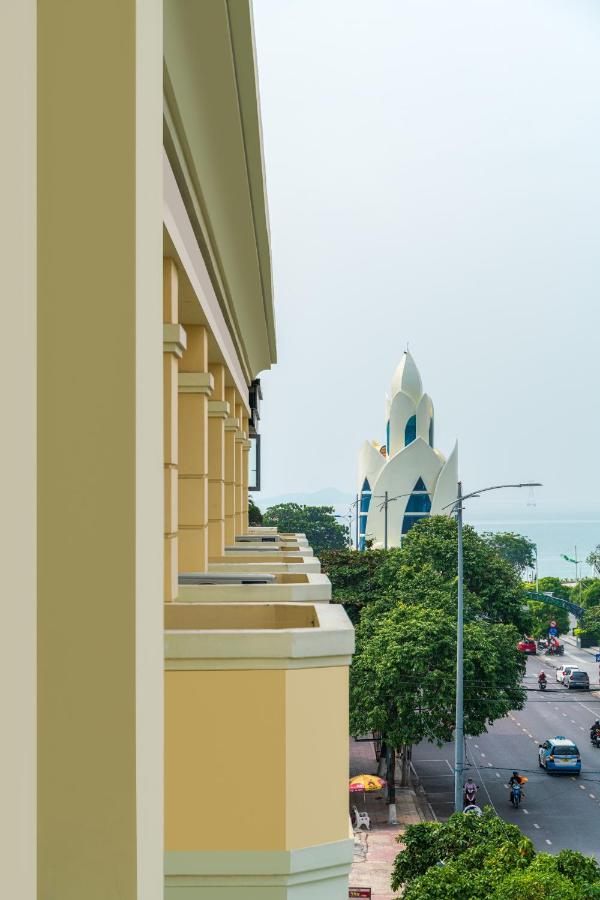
[37,1,163,898]
[285,667,350,848]
[165,670,286,850]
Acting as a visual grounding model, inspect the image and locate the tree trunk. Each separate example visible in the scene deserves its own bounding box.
[377,740,387,777]
[386,744,397,824]
[400,743,412,787]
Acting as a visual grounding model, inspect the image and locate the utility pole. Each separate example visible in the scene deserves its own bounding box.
[355,493,359,550]
[384,491,388,550]
[454,481,464,813]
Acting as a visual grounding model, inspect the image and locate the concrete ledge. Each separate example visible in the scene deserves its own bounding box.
[164,602,354,670]
[226,544,314,556]
[208,558,321,575]
[176,573,331,604]
[165,838,353,898]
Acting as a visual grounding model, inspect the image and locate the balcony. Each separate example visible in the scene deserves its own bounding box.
[164,602,354,898]
[177,572,332,603]
[208,554,321,575]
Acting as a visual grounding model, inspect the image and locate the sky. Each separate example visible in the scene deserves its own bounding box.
[252,0,600,519]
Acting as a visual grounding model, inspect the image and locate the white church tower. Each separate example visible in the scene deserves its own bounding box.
[357,351,458,549]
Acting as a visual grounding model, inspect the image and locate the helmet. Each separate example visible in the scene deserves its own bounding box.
[512,771,518,776]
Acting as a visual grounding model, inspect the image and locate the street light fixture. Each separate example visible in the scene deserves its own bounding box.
[445,481,542,813]
[376,489,432,549]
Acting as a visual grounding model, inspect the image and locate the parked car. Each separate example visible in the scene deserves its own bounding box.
[564,670,590,691]
[538,736,581,774]
[517,638,537,655]
[556,665,581,684]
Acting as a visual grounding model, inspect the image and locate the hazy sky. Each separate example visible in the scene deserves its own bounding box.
[252,0,600,516]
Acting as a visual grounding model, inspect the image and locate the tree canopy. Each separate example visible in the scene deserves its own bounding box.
[350,568,525,747]
[261,503,349,554]
[248,496,263,526]
[587,545,600,578]
[391,809,600,899]
[319,547,390,624]
[482,531,536,576]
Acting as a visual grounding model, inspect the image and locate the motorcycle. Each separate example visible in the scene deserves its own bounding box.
[510,782,522,809]
[538,679,547,691]
[591,732,600,749]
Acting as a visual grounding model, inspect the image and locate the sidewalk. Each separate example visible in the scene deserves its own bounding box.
[349,738,435,899]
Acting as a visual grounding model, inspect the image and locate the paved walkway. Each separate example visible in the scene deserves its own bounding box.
[349,738,435,899]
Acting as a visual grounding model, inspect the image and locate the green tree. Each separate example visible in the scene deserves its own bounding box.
[582,580,600,608]
[587,545,600,578]
[482,531,536,576]
[578,605,600,644]
[248,496,263,526]
[523,598,570,639]
[319,547,391,624]
[262,503,349,554]
[533,576,572,601]
[391,810,600,899]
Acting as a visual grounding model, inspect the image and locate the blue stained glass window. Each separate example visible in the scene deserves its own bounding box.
[401,477,431,535]
[405,415,417,446]
[429,417,434,447]
[359,478,371,550]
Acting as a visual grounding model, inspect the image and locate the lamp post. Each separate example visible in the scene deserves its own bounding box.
[333,512,353,548]
[446,481,542,813]
[376,488,432,550]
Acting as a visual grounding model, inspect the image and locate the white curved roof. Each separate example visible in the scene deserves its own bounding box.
[391,351,423,403]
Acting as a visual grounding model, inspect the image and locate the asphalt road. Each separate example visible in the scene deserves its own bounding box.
[412,640,600,858]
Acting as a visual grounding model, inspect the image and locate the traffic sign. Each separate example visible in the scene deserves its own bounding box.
[548,627,558,636]
[595,654,600,663]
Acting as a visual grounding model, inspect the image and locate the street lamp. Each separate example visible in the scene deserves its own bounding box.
[445,480,542,813]
[333,512,353,548]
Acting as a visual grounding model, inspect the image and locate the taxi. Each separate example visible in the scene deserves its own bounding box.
[538,736,581,774]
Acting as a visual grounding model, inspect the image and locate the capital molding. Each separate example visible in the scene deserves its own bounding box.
[235,430,246,443]
[241,438,253,451]
[163,323,187,358]
[208,400,230,419]
[178,372,214,396]
[224,416,240,432]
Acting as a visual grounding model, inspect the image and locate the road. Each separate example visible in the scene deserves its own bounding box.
[412,639,600,858]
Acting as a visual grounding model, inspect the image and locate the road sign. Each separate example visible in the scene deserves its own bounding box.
[548,627,558,637]
[595,654,600,663]
[349,890,372,899]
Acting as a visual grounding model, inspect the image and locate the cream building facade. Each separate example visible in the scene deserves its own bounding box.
[2,3,354,899]
[357,352,458,548]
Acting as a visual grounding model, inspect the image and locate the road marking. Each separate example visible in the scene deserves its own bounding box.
[562,712,568,717]
[522,728,528,733]
[495,773,500,778]
[522,808,529,814]
[580,726,584,731]
[474,744,479,748]
[555,706,560,710]
[480,753,486,757]
[445,760,454,774]
[590,794,596,799]
[571,720,576,724]
[580,785,586,790]
[533,823,540,829]
[546,839,552,845]
[571,777,576,781]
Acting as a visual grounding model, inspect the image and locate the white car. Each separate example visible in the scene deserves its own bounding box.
[556,665,580,684]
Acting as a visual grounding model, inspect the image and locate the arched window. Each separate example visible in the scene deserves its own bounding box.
[401,477,431,535]
[429,417,434,448]
[358,478,371,551]
[405,414,417,446]
[386,420,390,455]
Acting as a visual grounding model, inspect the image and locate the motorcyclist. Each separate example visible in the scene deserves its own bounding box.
[538,671,547,684]
[590,720,600,738]
[508,771,525,800]
[463,777,478,806]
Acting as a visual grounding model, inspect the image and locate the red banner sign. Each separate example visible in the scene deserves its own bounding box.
[349,889,371,898]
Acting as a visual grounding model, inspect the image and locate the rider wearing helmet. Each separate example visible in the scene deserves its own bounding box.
[538,671,546,682]
[508,771,525,800]
[590,720,600,737]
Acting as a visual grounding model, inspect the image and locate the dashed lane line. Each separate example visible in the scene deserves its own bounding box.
[533,823,540,829]
[546,839,552,845]
[590,794,596,799]
[522,809,529,814]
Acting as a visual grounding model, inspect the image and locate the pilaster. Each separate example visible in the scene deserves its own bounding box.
[163,259,185,601]
[224,386,238,545]
[235,403,245,537]
[178,326,212,573]
[207,365,227,558]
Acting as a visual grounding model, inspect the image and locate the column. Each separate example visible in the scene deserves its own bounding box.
[207,364,228,559]
[178,326,213,573]
[241,430,252,535]
[37,2,163,898]
[224,386,238,546]
[1,2,36,898]
[234,400,245,538]
[163,259,186,601]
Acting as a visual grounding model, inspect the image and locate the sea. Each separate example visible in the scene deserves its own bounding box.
[466,516,599,580]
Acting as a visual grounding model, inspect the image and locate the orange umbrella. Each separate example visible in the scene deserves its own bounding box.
[349,774,385,793]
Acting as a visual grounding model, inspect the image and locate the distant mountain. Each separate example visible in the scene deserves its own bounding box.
[255,487,354,511]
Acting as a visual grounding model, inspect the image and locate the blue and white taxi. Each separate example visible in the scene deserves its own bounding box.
[538,736,581,774]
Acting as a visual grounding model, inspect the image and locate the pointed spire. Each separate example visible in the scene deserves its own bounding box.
[391,351,423,403]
